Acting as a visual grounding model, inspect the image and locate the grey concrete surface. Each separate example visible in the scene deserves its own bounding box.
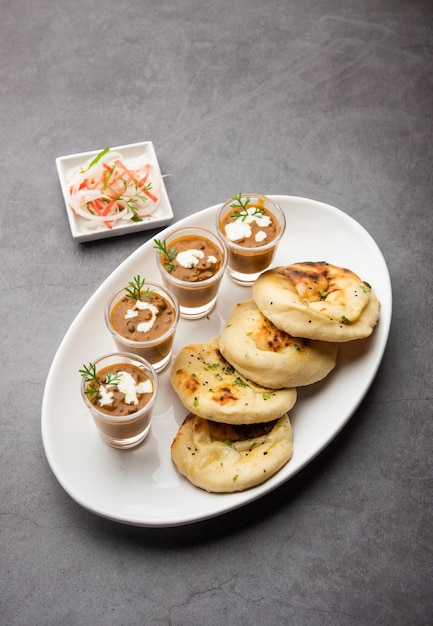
[1,0,432,624]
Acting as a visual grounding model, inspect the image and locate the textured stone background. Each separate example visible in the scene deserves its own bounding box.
[1,0,432,624]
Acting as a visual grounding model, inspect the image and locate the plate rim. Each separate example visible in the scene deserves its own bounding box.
[41,195,392,527]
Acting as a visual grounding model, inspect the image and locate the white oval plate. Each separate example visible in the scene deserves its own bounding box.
[41,196,392,527]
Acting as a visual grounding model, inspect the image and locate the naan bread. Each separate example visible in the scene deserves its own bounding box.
[170,338,297,424]
[171,412,293,492]
[219,300,338,388]
[253,262,380,342]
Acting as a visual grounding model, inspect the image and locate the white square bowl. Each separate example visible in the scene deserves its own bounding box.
[56,141,174,242]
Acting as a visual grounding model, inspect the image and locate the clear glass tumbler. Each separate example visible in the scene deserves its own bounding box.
[155,226,227,319]
[80,352,159,449]
[216,193,286,286]
[105,281,179,372]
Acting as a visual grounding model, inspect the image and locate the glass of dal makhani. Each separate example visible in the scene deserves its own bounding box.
[216,193,286,286]
[105,276,179,372]
[80,352,159,449]
[154,226,227,319]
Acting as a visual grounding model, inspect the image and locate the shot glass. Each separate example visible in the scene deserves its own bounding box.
[216,193,286,286]
[105,280,179,372]
[155,226,227,319]
[80,352,159,449]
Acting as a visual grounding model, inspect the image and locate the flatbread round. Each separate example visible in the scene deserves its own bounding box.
[219,300,338,388]
[253,262,380,342]
[171,412,293,492]
[170,338,297,424]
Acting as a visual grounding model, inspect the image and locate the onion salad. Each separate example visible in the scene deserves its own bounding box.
[67,147,162,229]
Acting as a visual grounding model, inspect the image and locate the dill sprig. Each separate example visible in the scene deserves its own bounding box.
[124,275,152,300]
[153,238,178,272]
[79,362,121,404]
[230,193,264,221]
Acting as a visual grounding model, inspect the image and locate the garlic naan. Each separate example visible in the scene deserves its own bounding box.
[253,262,380,342]
[170,338,297,424]
[171,412,293,493]
[219,300,338,388]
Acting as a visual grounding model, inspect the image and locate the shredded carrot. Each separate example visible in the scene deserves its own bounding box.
[143,189,158,203]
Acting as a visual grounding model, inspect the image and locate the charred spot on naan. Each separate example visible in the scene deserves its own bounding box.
[251,314,302,352]
[207,419,277,442]
[174,369,201,394]
[281,263,328,301]
[282,261,373,307]
[211,385,240,405]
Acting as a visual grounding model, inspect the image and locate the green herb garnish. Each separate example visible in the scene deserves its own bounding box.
[231,193,250,210]
[102,162,116,191]
[230,193,264,221]
[262,393,271,400]
[79,362,121,404]
[120,181,153,222]
[153,238,178,272]
[81,147,110,173]
[204,363,220,371]
[233,377,247,388]
[124,275,152,300]
[319,291,329,299]
[360,284,371,293]
[341,315,352,325]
